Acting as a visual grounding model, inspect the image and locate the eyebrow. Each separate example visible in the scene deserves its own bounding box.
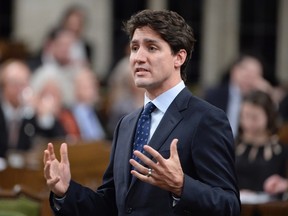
[131,38,160,44]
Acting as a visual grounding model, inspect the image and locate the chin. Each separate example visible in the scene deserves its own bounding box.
[134,79,150,88]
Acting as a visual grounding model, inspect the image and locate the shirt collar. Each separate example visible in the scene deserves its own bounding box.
[144,81,185,113]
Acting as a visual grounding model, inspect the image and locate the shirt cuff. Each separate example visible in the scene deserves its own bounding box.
[172,195,181,207]
[53,194,66,211]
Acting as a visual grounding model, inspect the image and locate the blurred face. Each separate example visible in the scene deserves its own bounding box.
[129,26,185,99]
[51,31,75,65]
[64,12,84,37]
[2,62,30,108]
[240,102,268,135]
[74,69,98,104]
[231,57,263,95]
[37,81,62,115]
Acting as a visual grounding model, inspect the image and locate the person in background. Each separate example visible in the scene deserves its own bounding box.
[106,42,144,137]
[44,9,240,215]
[72,66,106,141]
[59,4,93,65]
[204,54,272,137]
[235,90,288,201]
[31,28,81,107]
[32,77,77,142]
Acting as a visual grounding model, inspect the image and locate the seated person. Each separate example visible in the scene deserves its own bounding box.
[235,90,288,202]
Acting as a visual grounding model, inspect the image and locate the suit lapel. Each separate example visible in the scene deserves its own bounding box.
[127,88,191,191]
[123,109,142,188]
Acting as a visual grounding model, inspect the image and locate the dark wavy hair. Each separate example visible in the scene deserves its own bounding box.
[240,90,279,135]
[123,9,196,81]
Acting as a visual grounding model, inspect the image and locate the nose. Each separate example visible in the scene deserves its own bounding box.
[132,47,146,63]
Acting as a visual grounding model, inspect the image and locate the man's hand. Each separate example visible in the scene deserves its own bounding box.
[43,143,71,197]
[130,139,184,197]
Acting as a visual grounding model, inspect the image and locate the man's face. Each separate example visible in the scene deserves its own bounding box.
[129,26,182,98]
[231,57,263,95]
[3,62,30,108]
[51,32,75,65]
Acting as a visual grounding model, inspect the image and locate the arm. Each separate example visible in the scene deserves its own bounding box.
[43,140,117,216]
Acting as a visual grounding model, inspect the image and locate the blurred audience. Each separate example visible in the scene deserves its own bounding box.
[235,90,288,202]
[106,53,144,137]
[72,66,106,141]
[0,59,66,160]
[204,54,273,137]
[31,28,80,107]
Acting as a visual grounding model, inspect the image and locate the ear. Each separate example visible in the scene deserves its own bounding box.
[174,49,187,69]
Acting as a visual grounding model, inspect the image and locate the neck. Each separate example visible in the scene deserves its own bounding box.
[242,131,270,146]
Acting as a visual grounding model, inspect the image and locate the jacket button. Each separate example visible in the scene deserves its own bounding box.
[126,207,133,214]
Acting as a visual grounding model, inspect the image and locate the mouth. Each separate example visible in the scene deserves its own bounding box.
[135,67,149,73]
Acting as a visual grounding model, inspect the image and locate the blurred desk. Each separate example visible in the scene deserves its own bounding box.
[242,201,288,216]
[0,140,112,216]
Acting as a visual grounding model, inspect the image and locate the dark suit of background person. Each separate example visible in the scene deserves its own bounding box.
[0,104,66,158]
[49,87,240,216]
[204,54,267,137]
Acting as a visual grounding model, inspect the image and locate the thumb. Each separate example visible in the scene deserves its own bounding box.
[170,139,179,160]
[60,143,69,164]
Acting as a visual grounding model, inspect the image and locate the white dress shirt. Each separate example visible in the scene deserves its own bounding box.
[144,81,185,141]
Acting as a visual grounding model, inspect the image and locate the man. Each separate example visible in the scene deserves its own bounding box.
[204,54,272,137]
[44,9,240,215]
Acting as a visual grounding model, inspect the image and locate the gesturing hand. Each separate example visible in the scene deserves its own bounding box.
[43,143,71,197]
[130,139,184,197]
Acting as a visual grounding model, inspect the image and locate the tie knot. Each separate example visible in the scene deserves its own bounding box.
[142,102,156,115]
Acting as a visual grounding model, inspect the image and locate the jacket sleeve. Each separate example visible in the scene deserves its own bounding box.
[49,118,123,216]
[174,108,241,216]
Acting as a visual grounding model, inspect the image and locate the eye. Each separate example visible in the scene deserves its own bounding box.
[130,45,138,52]
[148,46,157,52]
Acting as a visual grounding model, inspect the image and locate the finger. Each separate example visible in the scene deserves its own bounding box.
[47,176,60,187]
[143,145,166,166]
[131,169,154,182]
[170,139,179,160]
[44,161,52,180]
[129,158,151,174]
[43,149,50,165]
[48,143,56,160]
[132,150,160,171]
[60,143,69,165]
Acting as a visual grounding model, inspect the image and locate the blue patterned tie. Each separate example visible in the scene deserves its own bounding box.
[132,102,156,163]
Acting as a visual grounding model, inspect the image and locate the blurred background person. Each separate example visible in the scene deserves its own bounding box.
[0,59,31,159]
[31,70,82,144]
[58,4,93,66]
[27,27,80,73]
[105,45,144,137]
[72,66,106,141]
[31,28,80,107]
[204,54,273,137]
[235,90,288,202]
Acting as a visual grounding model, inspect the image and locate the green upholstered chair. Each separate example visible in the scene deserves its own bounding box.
[0,194,40,216]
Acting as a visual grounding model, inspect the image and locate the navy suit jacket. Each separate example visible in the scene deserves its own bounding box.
[204,82,230,113]
[50,87,240,216]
